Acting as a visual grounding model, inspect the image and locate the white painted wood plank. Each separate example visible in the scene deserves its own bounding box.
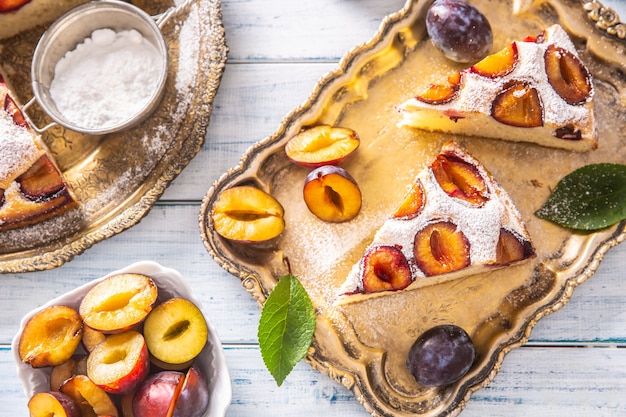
[464,346,626,416]
[0,347,28,413]
[0,204,260,345]
[222,0,407,61]
[529,244,626,345]
[4,346,626,416]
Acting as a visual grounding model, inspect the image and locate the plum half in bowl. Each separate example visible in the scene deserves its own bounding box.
[12,261,232,417]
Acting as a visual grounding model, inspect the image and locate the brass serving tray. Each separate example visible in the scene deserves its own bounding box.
[0,0,227,273]
[200,0,626,416]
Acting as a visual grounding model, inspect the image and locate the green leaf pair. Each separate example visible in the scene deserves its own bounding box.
[535,163,626,230]
[258,274,316,386]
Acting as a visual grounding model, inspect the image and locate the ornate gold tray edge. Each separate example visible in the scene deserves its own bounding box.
[303,222,626,417]
[582,0,626,40]
[197,0,419,280]
[199,0,626,415]
[0,0,228,274]
[455,221,626,415]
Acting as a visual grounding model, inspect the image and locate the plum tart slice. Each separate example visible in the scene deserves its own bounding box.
[0,71,78,230]
[398,24,597,152]
[335,142,534,305]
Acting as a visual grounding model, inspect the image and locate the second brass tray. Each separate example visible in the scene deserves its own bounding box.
[0,0,227,273]
[200,0,626,416]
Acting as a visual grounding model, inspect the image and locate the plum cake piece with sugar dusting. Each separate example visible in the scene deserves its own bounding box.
[398,24,596,152]
[0,71,78,231]
[335,141,535,305]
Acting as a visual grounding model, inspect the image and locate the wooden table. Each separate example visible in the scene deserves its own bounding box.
[2,0,626,415]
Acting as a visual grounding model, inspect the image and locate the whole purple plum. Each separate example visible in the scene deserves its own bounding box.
[406,324,476,386]
[426,0,493,63]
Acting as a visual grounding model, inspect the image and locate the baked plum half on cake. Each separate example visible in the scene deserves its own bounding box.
[335,141,534,305]
[398,24,596,152]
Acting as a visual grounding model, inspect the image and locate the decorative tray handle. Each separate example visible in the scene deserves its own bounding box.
[583,0,626,39]
[153,0,196,29]
[20,97,57,133]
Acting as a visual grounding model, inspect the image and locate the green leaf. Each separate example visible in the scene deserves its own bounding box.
[535,163,626,230]
[258,274,316,386]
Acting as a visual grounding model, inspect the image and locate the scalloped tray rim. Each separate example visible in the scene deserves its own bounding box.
[198,0,626,415]
[0,0,229,274]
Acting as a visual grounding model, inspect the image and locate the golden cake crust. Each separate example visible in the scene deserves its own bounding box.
[398,24,597,152]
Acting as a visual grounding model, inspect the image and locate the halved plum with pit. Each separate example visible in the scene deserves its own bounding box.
[303,165,362,223]
[285,125,360,168]
[210,185,285,243]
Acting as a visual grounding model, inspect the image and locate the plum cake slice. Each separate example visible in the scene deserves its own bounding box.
[335,141,535,305]
[398,24,597,152]
[0,72,78,231]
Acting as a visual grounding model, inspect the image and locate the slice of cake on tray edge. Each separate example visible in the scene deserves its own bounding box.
[0,70,78,231]
[397,24,597,152]
[335,141,535,306]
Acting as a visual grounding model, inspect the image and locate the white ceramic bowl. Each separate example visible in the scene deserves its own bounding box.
[12,261,232,417]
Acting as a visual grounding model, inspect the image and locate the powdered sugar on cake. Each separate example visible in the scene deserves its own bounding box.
[398,24,597,152]
[0,109,42,188]
[374,170,504,269]
[336,142,533,303]
[1,1,217,243]
[408,38,590,128]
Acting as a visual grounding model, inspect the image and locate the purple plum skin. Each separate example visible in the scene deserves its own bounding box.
[426,0,493,63]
